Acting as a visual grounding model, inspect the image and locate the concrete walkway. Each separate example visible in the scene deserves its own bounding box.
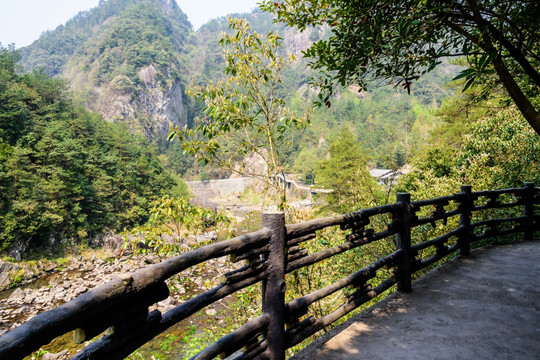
[292,241,540,360]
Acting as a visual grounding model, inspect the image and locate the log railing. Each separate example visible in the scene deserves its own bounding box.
[0,183,538,360]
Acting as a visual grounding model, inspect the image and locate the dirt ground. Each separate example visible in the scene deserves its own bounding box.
[292,241,540,360]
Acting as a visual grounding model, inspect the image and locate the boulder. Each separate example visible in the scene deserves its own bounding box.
[102,234,125,254]
[0,262,13,290]
[82,263,95,272]
[43,262,56,273]
[8,288,25,302]
[23,294,34,304]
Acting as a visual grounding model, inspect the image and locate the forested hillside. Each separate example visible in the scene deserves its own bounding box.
[19,2,459,178]
[0,47,176,258]
[19,0,193,146]
[163,10,459,178]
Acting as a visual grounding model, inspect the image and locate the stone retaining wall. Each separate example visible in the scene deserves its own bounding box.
[186,177,257,198]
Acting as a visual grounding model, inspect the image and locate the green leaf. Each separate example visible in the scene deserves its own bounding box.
[462,75,476,92]
[319,239,329,246]
[452,68,475,81]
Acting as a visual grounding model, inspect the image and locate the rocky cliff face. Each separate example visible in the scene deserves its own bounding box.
[84,65,187,143]
[137,65,187,141]
[158,0,177,14]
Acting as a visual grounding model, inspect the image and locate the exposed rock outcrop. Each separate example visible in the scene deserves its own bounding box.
[92,65,187,142]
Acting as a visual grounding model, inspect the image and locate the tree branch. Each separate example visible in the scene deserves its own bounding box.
[465,0,540,135]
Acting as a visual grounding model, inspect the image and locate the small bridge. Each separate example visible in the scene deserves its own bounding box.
[0,183,538,359]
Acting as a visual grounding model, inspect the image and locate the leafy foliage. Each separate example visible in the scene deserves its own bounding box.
[122,196,231,255]
[170,17,310,208]
[0,46,177,256]
[315,128,383,213]
[398,106,540,195]
[261,0,540,135]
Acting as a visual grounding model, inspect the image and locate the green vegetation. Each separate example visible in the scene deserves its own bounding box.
[398,70,539,197]
[261,0,540,135]
[288,79,451,171]
[398,105,540,196]
[64,1,191,89]
[171,17,310,208]
[10,269,25,288]
[19,0,191,79]
[315,128,381,213]
[122,195,231,255]
[0,46,176,257]
[71,4,184,85]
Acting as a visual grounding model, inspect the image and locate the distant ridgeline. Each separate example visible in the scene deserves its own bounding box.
[0,47,176,258]
[18,0,459,176]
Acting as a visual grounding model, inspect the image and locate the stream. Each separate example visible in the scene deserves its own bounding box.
[0,253,241,360]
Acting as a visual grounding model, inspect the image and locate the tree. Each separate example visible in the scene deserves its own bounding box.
[261,0,540,135]
[315,128,381,213]
[122,195,231,256]
[293,147,319,183]
[398,106,540,196]
[169,17,310,209]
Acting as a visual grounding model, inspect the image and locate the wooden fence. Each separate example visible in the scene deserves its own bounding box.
[0,183,538,360]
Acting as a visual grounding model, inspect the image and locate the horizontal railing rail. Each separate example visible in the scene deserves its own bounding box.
[0,183,538,360]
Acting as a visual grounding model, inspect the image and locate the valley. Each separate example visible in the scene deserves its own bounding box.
[0,0,538,359]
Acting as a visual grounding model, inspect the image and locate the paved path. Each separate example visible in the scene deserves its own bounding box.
[292,241,540,360]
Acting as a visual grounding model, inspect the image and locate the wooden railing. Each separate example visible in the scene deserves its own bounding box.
[0,183,538,360]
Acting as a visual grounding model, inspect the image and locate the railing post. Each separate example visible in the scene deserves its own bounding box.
[261,212,286,360]
[523,182,535,240]
[459,185,472,256]
[396,192,412,293]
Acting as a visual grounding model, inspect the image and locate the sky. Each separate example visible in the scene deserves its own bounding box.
[0,0,261,48]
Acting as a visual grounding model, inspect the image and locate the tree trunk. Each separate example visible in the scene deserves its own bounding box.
[464,0,540,136]
[491,54,540,136]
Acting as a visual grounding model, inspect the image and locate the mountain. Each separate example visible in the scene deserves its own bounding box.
[19,0,193,146]
[19,2,459,175]
[175,10,459,175]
